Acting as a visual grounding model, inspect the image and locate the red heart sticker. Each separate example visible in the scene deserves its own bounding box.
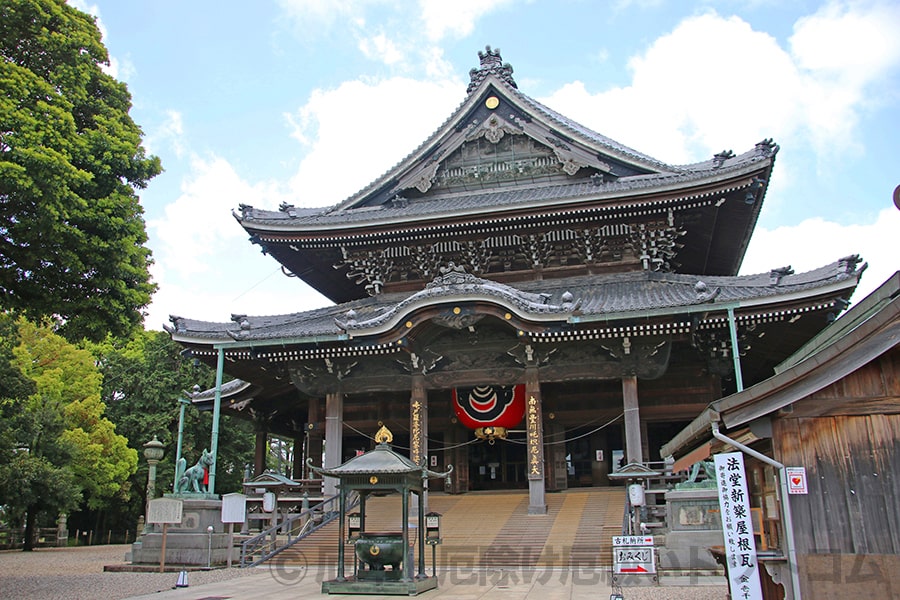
[791,477,802,486]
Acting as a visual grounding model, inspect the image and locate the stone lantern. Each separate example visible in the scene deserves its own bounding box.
[142,435,165,534]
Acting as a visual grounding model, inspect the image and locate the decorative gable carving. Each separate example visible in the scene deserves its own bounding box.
[430,133,563,191]
[466,113,522,145]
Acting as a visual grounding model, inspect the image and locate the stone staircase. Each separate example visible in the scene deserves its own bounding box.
[273,487,626,569]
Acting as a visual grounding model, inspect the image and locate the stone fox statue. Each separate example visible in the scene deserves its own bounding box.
[177,449,213,493]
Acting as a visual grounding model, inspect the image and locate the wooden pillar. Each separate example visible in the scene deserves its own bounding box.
[323,391,343,497]
[447,423,468,494]
[253,430,267,477]
[640,420,650,463]
[622,375,643,464]
[409,374,427,466]
[525,365,547,514]
[307,396,323,480]
[410,374,427,514]
[291,434,303,480]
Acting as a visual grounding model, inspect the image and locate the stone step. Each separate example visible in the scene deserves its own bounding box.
[265,487,627,569]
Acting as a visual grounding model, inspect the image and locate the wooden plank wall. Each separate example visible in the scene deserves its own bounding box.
[776,414,900,554]
[774,345,900,555]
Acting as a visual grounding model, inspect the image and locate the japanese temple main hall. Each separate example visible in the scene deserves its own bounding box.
[167,47,864,516]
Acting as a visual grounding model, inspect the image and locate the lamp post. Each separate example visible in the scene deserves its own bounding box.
[206,525,214,569]
[142,436,165,534]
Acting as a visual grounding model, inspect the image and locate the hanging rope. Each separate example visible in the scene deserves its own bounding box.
[503,412,624,446]
[342,412,624,451]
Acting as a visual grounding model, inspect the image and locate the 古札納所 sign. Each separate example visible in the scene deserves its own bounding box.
[612,536,656,575]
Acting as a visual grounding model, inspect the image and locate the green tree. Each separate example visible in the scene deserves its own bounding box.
[0,317,137,550]
[85,331,254,531]
[0,0,161,342]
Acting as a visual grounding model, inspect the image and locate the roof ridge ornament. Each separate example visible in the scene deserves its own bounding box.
[374,424,393,445]
[712,149,735,168]
[754,138,778,157]
[468,45,517,94]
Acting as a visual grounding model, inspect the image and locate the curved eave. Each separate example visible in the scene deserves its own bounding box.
[189,379,256,411]
[239,157,772,239]
[338,293,577,341]
[661,272,898,459]
[168,260,860,351]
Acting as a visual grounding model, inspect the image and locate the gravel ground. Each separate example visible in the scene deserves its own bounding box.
[0,545,257,600]
[0,545,727,600]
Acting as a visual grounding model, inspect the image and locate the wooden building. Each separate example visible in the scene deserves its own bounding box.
[662,272,899,598]
[167,47,864,516]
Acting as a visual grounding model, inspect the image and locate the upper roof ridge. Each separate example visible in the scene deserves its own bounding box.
[468,45,517,94]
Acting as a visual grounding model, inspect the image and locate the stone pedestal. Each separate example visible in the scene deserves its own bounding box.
[130,498,233,567]
[660,488,722,570]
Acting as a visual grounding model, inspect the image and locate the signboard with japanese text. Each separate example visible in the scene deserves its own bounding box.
[612,535,654,546]
[715,452,763,600]
[612,535,656,575]
[786,466,808,494]
[147,498,183,524]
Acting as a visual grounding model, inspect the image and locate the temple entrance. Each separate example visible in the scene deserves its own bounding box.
[468,438,528,490]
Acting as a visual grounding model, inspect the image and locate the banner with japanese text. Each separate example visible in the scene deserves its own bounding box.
[714,452,763,600]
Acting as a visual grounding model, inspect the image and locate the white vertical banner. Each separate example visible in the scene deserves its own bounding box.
[714,452,763,600]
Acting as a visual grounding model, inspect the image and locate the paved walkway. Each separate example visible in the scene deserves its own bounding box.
[127,565,725,600]
[0,544,726,600]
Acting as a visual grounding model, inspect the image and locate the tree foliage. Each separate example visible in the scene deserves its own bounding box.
[0,315,137,549]
[84,330,254,530]
[0,0,161,342]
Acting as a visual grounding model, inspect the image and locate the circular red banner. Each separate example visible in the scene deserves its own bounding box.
[452,384,525,430]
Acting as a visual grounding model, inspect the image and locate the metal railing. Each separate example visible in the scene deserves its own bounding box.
[239,492,358,568]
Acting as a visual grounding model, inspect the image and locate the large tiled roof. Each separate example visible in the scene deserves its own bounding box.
[236,48,777,232]
[168,257,864,344]
[506,85,673,171]
[238,143,771,230]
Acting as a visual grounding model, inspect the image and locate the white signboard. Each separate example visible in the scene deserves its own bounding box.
[147,498,183,524]
[612,539,656,575]
[612,535,654,546]
[786,466,808,495]
[715,452,763,600]
[221,493,247,523]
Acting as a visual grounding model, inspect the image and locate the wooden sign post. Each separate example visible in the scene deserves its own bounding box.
[148,498,184,573]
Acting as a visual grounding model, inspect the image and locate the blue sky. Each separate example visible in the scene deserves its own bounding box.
[71,1,900,329]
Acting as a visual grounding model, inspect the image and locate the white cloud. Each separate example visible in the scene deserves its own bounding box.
[143,153,326,328]
[418,0,515,42]
[787,0,900,158]
[358,33,404,65]
[285,76,463,206]
[145,110,186,158]
[790,1,900,80]
[538,5,900,166]
[144,256,330,330]
[740,208,900,303]
[276,0,396,38]
[539,13,800,164]
[148,155,287,277]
